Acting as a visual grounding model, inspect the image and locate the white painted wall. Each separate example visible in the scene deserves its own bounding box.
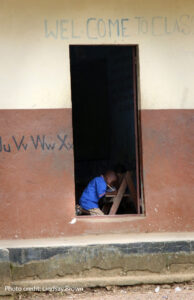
[0,0,193,109]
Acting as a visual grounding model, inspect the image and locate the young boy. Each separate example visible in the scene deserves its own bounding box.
[79,170,117,216]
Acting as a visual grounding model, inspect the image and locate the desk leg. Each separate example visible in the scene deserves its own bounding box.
[109,178,127,215]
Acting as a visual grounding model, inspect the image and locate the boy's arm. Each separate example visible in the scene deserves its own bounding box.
[99,192,106,198]
[96,179,117,198]
[96,178,106,198]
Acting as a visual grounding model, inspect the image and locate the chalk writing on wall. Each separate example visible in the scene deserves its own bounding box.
[44,15,194,40]
[0,134,73,153]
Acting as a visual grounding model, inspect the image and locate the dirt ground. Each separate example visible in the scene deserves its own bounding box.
[13,282,194,300]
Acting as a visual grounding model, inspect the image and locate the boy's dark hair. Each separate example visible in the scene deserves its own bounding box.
[104,169,115,177]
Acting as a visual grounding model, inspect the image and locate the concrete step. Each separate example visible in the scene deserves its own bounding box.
[1,233,194,295]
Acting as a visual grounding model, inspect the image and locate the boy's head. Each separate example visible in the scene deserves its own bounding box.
[104,170,117,186]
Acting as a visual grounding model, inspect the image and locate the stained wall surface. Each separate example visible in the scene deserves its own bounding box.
[0,0,193,238]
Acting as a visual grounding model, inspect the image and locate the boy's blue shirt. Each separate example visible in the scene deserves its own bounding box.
[79,176,107,210]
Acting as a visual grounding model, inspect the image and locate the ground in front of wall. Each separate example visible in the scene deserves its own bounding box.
[6,282,194,300]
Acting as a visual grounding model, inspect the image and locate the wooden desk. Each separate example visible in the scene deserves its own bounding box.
[104,171,137,215]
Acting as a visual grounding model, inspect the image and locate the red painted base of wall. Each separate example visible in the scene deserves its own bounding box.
[0,109,75,239]
[0,109,193,239]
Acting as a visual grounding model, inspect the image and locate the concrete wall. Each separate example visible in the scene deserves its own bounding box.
[0,0,193,238]
[0,0,194,110]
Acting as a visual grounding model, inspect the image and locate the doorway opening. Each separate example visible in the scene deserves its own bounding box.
[70,45,143,216]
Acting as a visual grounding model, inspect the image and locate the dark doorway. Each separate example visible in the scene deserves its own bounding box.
[70,45,142,215]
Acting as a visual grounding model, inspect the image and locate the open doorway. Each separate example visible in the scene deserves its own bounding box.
[70,45,143,216]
